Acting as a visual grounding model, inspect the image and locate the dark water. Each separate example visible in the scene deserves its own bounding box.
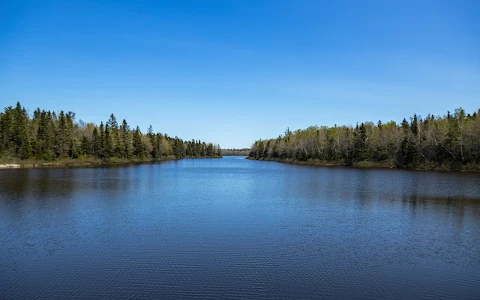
[1,157,480,299]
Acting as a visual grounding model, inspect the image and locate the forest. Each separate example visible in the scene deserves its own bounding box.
[249,108,480,171]
[221,148,250,156]
[0,102,222,164]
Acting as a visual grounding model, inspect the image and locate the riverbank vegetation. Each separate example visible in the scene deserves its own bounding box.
[221,148,250,156]
[0,102,221,167]
[248,108,480,171]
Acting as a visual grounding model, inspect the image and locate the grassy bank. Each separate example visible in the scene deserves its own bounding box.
[246,157,480,172]
[0,155,222,169]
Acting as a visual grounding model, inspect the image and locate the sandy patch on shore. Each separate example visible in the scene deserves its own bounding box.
[0,164,21,169]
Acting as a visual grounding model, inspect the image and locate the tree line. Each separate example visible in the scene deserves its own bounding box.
[0,102,221,162]
[221,148,250,156]
[249,108,480,170]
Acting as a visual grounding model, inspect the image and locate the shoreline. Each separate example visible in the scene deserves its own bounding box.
[0,156,223,169]
[246,157,480,173]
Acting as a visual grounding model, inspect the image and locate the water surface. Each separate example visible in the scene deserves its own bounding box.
[1,157,480,299]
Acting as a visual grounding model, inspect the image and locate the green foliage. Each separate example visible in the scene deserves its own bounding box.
[0,102,222,163]
[249,107,480,170]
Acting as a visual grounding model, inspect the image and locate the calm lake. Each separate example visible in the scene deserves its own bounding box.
[1,156,480,299]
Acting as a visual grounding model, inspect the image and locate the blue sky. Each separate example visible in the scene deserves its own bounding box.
[1,0,479,148]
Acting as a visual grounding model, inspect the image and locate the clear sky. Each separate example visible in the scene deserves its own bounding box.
[1,0,479,148]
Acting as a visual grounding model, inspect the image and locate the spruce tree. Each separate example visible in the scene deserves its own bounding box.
[397,118,417,167]
[133,126,144,158]
[99,122,106,159]
[56,111,68,158]
[92,127,100,157]
[105,123,113,159]
[0,108,14,155]
[353,123,367,162]
[147,125,156,159]
[20,131,32,159]
[80,136,91,156]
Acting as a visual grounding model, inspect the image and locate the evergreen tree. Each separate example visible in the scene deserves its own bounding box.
[105,123,113,159]
[92,127,100,157]
[20,131,32,159]
[56,111,69,158]
[353,123,367,162]
[133,126,144,158]
[80,135,91,156]
[0,102,222,163]
[12,102,29,155]
[120,119,134,159]
[0,108,14,155]
[107,114,121,157]
[411,114,419,136]
[147,125,156,159]
[99,122,106,159]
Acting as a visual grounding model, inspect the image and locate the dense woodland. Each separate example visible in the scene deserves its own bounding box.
[249,108,480,170]
[0,102,221,162]
[221,148,250,156]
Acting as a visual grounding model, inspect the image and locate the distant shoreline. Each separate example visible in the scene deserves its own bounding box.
[0,156,222,169]
[246,157,480,172]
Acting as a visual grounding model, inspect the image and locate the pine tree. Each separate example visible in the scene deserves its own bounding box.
[80,135,91,156]
[92,127,100,157]
[20,131,32,159]
[65,112,75,155]
[353,123,367,162]
[147,125,156,159]
[12,102,29,155]
[0,108,14,155]
[56,111,68,158]
[99,122,106,159]
[120,119,134,159]
[107,114,121,157]
[133,126,144,158]
[411,114,419,136]
[105,123,113,159]
[397,118,417,167]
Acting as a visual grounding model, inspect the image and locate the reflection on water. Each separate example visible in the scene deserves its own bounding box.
[1,157,480,299]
